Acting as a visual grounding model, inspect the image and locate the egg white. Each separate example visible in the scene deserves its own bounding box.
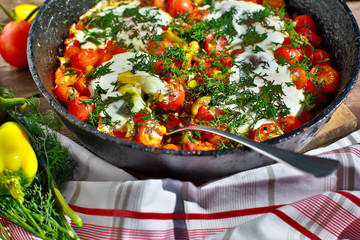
[210,0,304,133]
[72,2,172,51]
[89,52,166,130]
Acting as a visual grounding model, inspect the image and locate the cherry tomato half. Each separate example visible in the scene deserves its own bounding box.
[147,40,172,55]
[248,123,284,142]
[137,119,166,147]
[74,75,91,96]
[310,64,340,93]
[184,139,215,151]
[290,67,308,90]
[157,81,185,110]
[67,96,94,121]
[55,85,79,104]
[277,116,302,134]
[0,20,31,68]
[55,67,81,86]
[195,105,215,122]
[133,110,150,124]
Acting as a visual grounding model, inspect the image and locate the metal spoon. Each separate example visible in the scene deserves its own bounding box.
[169,125,340,177]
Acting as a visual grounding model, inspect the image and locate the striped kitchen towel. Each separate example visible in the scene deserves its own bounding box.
[2,130,360,239]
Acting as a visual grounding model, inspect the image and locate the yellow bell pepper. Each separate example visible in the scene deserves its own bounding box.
[0,121,38,202]
[14,4,39,22]
[191,96,211,116]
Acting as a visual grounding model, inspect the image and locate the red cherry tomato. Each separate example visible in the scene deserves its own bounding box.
[137,119,165,147]
[303,80,327,102]
[166,0,194,18]
[0,20,31,68]
[201,125,227,143]
[290,67,308,90]
[55,85,79,103]
[67,96,94,121]
[195,105,214,121]
[105,40,127,55]
[308,49,331,66]
[282,37,292,46]
[54,67,81,86]
[293,15,316,32]
[186,9,209,23]
[151,0,166,8]
[298,111,314,124]
[133,110,150,124]
[64,40,81,58]
[310,65,340,93]
[277,116,302,133]
[74,75,91,96]
[262,0,285,9]
[157,81,185,110]
[220,54,234,69]
[295,27,322,47]
[147,40,172,55]
[96,48,113,65]
[205,34,228,54]
[274,46,302,65]
[71,48,101,70]
[248,123,284,142]
[245,0,263,4]
[161,114,182,129]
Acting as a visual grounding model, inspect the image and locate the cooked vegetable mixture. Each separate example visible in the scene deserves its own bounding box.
[55,0,340,150]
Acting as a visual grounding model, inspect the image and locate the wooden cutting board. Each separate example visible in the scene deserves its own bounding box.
[300,104,358,152]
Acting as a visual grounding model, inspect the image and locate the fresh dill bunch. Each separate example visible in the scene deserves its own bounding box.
[15,100,78,189]
[0,94,81,239]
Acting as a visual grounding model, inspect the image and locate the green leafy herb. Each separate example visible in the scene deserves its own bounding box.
[0,91,80,240]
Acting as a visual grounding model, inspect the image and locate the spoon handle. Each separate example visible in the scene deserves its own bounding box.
[172,125,340,177]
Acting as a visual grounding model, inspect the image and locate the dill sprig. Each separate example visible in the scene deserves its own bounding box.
[0,94,80,239]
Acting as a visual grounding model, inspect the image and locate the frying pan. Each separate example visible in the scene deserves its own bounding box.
[28,0,360,181]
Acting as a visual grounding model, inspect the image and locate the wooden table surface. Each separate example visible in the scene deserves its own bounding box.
[1,0,360,146]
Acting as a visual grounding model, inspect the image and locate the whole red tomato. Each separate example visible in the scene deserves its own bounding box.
[0,20,31,68]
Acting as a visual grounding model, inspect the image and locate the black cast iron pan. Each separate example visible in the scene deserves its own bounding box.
[27,0,360,181]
